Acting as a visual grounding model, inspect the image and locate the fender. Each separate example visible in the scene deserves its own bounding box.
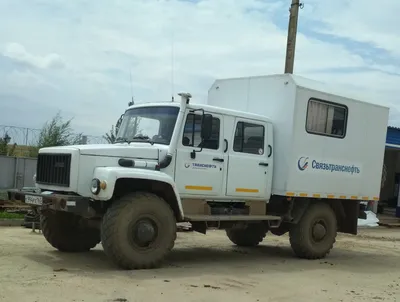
[91,167,183,218]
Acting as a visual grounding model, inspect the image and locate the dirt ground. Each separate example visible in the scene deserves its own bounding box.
[1,227,400,302]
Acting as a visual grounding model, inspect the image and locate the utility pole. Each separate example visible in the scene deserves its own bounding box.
[284,0,303,74]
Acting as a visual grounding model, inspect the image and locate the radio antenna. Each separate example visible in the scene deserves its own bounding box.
[171,30,175,102]
[128,69,134,106]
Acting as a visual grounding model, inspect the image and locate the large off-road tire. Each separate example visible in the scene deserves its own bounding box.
[101,192,177,270]
[41,211,100,252]
[226,223,267,247]
[289,203,337,259]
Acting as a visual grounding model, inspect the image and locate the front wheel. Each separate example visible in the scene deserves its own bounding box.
[41,211,100,252]
[289,203,337,259]
[101,192,177,270]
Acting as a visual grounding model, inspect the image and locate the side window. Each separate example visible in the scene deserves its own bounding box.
[233,122,265,155]
[306,99,347,138]
[182,113,220,150]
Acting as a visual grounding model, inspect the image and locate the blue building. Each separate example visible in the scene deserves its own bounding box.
[381,126,400,217]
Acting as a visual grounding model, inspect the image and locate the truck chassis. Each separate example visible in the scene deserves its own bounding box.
[8,188,364,270]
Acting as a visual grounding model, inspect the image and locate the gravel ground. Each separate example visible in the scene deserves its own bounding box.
[1,226,400,302]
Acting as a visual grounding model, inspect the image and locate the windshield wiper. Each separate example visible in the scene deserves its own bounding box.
[115,135,154,145]
[132,134,150,140]
[130,134,154,145]
[114,137,129,143]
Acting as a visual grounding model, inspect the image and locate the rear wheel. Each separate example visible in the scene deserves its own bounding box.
[289,203,337,259]
[41,211,100,252]
[101,192,177,270]
[226,223,267,247]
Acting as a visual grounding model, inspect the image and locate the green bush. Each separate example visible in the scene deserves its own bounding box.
[0,212,25,220]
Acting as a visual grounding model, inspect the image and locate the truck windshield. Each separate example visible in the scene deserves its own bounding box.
[116,106,180,145]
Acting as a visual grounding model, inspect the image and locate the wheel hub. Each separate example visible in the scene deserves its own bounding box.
[312,222,327,242]
[133,219,157,247]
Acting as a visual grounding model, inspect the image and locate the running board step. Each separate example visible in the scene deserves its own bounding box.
[184,215,282,222]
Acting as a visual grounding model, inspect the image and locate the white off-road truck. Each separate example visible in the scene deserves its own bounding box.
[9,74,389,270]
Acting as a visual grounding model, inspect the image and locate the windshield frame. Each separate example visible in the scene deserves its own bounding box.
[116,105,180,145]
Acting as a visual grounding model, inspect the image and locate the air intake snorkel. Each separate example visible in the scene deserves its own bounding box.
[158,92,191,169]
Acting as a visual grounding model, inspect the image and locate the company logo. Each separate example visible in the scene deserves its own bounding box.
[297,157,309,171]
[192,163,217,169]
[297,156,361,175]
[184,162,217,170]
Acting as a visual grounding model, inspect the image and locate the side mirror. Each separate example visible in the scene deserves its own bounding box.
[201,114,213,140]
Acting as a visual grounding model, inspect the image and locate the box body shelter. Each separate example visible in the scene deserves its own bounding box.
[207,74,389,201]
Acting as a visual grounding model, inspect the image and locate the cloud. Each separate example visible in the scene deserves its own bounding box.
[3,42,65,69]
[5,69,57,89]
[303,0,400,59]
[0,0,399,137]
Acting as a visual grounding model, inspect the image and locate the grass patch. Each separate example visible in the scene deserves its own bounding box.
[0,212,25,219]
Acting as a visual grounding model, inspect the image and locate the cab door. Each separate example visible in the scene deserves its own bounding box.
[226,118,271,199]
[175,110,226,197]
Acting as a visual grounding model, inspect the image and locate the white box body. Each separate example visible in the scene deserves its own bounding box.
[207,74,389,200]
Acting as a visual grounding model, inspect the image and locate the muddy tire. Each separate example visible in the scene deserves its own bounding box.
[226,223,267,247]
[289,203,337,259]
[41,211,100,252]
[101,192,177,270]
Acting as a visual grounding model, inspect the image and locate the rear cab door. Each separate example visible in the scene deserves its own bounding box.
[226,118,272,199]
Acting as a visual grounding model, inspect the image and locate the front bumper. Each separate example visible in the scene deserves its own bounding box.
[7,188,91,215]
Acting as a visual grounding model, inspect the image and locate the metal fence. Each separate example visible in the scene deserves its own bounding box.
[0,124,108,146]
[0,156,37,190]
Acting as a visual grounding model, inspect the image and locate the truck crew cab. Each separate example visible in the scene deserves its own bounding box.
[8,74,389,270]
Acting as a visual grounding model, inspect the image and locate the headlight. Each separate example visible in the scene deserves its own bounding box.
[91,178,101,195]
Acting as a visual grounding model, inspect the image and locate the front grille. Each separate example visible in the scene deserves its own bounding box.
[36,153,71,187]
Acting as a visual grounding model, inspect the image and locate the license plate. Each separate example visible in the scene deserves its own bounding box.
[25,195,43,206]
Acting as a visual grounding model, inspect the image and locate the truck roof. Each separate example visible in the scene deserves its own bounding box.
[209,73,390,110]
[127,101,272,123]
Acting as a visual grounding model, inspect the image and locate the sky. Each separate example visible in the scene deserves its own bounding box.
[0,0,399,138]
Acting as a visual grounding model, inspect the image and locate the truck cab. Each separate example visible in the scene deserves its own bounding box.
[31,94,273,204]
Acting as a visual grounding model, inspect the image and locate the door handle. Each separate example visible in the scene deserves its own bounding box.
[224,139,228,153]
[213,158,224,162]
[259,162,269,166]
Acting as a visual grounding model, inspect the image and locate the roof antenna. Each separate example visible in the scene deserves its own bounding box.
[171,29,175,102]
[128,69,134,106]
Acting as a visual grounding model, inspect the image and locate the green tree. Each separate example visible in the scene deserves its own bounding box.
[104,114,124,144]
[104,125,118,144]
[36,112,82,148]
[0,135,8,156]
[0,133,15,156]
